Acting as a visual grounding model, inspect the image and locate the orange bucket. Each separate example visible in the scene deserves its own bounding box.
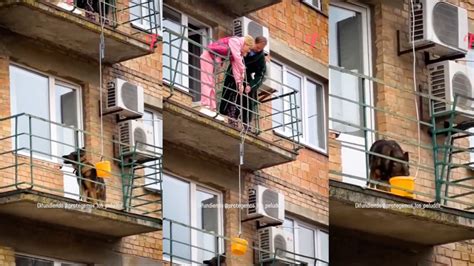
[231,237,248,256]
[95,161,112,178]
[389,176,415,199]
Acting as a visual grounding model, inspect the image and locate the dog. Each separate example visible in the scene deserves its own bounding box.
[62,149,106,203]
[368,140,410,191]
[203,253,226,266]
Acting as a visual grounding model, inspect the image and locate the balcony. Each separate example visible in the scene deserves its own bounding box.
[0,0,161,64]
[330,180,474,245]
[328,65,474,245]
[203,0,282,16]
[0,113,163,238]
[161,26,300,170]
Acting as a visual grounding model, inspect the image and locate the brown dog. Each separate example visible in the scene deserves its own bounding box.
[368,140,410,191]
[62,149,106,203]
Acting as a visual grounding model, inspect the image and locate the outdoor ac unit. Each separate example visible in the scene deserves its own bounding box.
[105,78,144,119]
[428,60,474,117]
[410,0,468,56]
[118,119,155,160]
[233,17,270,54]
[247,185,284,224]
[259,226,294,263]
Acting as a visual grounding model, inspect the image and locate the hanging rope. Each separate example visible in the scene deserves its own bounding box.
[98,0,106,160]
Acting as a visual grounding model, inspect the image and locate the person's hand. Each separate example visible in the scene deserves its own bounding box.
[245,85,251,94]
[238,84,244,94]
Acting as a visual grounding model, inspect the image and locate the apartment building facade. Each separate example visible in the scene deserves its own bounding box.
[328,0,474,265]
[0,0,329,265]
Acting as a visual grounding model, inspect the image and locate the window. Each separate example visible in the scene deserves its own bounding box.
[162,6,211,101]
[9,65,82,161]
[271,61,327,151]
[130,0,161,33]
[162,173,223,265]
[282,218,329,265]
[302,0,322,11]
[16,253,86,266]
[143,109,163,190]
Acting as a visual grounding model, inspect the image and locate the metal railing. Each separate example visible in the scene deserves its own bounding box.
[162,24,302,149]
[328,64,474,213]
[48,0,161,36]
[162,218,324,265]
[0,113,163,218]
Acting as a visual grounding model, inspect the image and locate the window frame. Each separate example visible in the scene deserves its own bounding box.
[284,217,329,265]
[15,252,87,266]
[129,0,163,35]
[162,172,224,265]
[302,0,322,11]
[9,63,83,164]
[270,59,328,153]
[161,5,212,94]
[143,109,163,191]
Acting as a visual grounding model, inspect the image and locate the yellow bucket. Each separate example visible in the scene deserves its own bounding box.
[95,161,111,178]
[389,176,415,198]
[230,237,248,256]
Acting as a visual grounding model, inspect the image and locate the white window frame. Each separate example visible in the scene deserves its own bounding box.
[15,252,86,266]
[284,217,329,265]
[162,5,212,94]
[9,64,83,163]
[302,0,322,11]
[271,60,327,153]
[142,109,163,190]
[163,172,224,266]
[130,0,163,35]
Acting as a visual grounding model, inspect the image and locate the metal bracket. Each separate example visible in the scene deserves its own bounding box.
[397,30,435,56]
[424,51,466,65]
[98,100,143,123]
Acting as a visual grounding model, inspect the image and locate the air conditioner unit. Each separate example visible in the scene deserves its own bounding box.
[105,78,144,119]
[259,226,294,263]
[410,0,468,56]
[233,17,270,54]
[247,185,284,224]
[428,60,474,118]
[118,119,156,161]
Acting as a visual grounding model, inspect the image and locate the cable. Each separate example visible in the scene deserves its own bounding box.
[410,0,421,179]
[99,0,106,160]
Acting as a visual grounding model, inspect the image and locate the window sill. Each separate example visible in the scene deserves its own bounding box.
[273,130,328,157]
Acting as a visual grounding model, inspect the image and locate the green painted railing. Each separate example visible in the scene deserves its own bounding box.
[0,113,163,219]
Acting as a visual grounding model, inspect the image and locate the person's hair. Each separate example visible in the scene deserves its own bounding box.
[255,36,267,45]
[243,35,255,47]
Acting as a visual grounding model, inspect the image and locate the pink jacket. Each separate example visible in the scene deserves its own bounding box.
[227,37,246,86]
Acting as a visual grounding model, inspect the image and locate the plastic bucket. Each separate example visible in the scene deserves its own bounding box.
[95,161,112,178]
[231,237,248,256]
[389,176,415,198]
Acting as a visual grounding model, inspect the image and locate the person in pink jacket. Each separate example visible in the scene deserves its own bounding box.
[200,35,255,112]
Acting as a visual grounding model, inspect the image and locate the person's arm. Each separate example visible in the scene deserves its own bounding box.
[228,37,246,90]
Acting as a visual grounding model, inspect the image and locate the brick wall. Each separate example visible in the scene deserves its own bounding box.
[0,246,15,266]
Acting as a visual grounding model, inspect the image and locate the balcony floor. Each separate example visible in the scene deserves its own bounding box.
[0,190,162,238]
[0,1,153,64]
[330,180,474,245]
[163,99,297,171]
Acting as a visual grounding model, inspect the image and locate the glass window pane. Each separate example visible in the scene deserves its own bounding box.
[298,225,315,265]
[329,6,364,137]
[163,174,191,262]
[55,84,78,157]
[10,65,51,159]
[307,80,325,149]
[271,62,284,131]
[143,111,162,189]
[285,72,302,136]
[163,7,183,85]
[16,255,54,266]
[318,231,329,266]
[196,190,220,263]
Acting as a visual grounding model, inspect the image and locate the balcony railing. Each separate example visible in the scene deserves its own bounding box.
[162,218,324,265]
[0,113,163,237]
[161,25,302,169]
[0,0,162,63]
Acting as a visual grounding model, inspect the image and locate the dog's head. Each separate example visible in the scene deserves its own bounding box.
[62,148,87,167]
[389,150,410,177]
